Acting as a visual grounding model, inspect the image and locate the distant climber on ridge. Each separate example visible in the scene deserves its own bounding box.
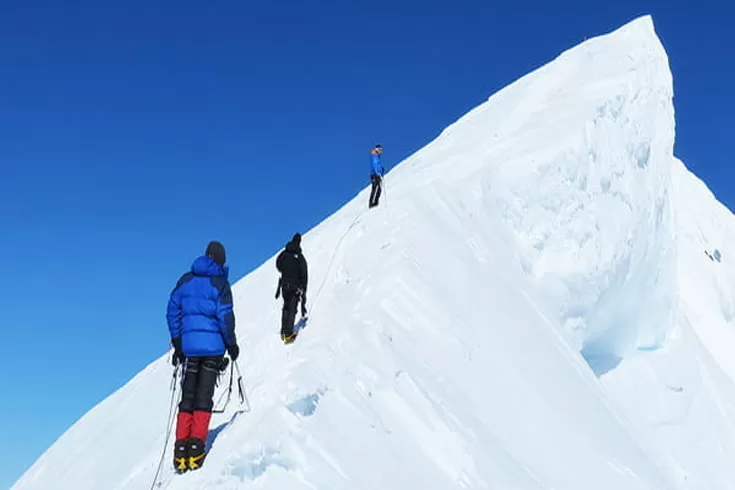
[166,241,240,474]
[275,233,308,344]
[369,144,384,208]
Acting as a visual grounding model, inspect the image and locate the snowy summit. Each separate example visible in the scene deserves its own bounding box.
[14,15,735,490]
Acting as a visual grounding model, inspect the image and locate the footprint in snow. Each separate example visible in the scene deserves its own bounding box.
[226,446,291,482]
[287,388,326,417]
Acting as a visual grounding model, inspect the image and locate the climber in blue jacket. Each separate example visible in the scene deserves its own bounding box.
[369,144,384,208]
[166,241,239,473]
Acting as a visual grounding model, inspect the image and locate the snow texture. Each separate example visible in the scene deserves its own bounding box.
[14,15,735,490]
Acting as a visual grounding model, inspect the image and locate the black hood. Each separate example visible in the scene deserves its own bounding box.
[285,240,301,254]
[285,233,302,253]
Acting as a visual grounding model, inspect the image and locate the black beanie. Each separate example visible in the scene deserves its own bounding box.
[205,241,226,266]
[292,233,302,244]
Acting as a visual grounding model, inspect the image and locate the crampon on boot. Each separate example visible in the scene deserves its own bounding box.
[173,439,189,474]
[281,332,297,344]
[187,438,206,470]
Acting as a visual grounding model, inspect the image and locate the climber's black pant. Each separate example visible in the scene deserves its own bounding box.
[281,285,302,336]
[369,174,382,208]
[179,356,224,413]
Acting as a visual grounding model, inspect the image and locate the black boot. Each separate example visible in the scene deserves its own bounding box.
[187,438,207,471]
[173,439,189,473]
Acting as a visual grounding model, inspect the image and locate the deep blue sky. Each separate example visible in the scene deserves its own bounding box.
[1,0,732,487]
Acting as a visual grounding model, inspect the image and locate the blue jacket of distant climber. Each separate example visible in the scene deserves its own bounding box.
[166,256,236,357]
[370,149,384,177]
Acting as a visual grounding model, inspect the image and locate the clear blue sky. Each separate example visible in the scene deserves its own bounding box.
[1,0,731,487]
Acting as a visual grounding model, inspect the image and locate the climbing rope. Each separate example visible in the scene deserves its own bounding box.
[309,211,364,314]
[150,363,182,490]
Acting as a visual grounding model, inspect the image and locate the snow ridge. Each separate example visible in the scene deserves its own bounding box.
[14,15,735,490]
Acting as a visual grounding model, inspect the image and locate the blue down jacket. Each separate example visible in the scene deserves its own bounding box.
[166,256,236,357]
[371,149,384,176]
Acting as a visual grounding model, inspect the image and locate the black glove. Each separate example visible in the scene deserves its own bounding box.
[171,337,185,366]
[218,356,230,372]
[227,343,240,362]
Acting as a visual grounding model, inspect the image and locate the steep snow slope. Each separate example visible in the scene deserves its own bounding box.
[585,159,735,489]
[14,15,735,490]
[673,157,735,381]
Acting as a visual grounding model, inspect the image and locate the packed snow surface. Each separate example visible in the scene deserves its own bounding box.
[14,15,735,490]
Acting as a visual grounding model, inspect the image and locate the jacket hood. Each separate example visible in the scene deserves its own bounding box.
[191,255,229,278]
[285,240,302,254]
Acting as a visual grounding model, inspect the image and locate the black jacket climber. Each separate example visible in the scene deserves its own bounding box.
[276,233,308,292]
[276,233,309,342]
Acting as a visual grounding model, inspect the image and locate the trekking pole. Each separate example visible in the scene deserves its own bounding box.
[233,360,251,412]
[150,363,181,490]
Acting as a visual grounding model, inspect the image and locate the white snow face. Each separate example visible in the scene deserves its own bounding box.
[14,15,735,490]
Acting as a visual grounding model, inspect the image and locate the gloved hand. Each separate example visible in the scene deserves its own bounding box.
[227,343,240,362]
[171,337,185,366]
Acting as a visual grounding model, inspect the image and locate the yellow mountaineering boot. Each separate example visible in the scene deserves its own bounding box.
[173,439,189,473]
[187,438,207,471]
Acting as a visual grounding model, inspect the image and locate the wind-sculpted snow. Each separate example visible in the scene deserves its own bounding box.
[14,15,735,490]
